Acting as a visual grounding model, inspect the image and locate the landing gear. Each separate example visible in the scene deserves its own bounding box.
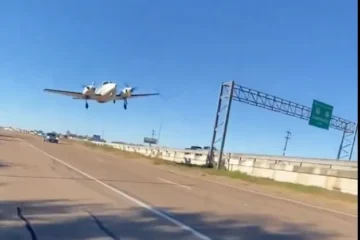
[113,99,116,104]
[85,102,89,109]
[123,100,127,110]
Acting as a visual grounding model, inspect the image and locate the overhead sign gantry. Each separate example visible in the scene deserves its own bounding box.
[209,81,358,169]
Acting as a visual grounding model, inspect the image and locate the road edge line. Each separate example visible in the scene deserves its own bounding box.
[19,139,212,240]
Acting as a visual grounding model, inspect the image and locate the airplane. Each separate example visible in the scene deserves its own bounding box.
[43,81,159,110]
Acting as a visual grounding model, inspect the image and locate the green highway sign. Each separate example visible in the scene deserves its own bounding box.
[309,100,333,130]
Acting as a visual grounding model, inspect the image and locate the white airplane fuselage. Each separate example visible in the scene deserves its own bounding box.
[83,83,117,103]
[96,83,117,103]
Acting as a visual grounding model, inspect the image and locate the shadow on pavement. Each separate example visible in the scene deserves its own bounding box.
[0,134,15,138]
[0,134,20,142]
[0,160,11,169]
[0,174,195,187]
[0,199,342,240]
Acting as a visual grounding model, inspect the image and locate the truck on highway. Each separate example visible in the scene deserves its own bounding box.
[43,132,59,144]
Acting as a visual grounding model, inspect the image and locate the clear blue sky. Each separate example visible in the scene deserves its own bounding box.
[0,0,357,160]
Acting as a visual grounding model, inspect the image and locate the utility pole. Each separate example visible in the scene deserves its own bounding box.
[157,123,162,145]
[149,129,156,147]
[283,130,291,156]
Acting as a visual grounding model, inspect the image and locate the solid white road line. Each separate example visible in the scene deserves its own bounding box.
[158,178,192,190]
[20,140,212,240]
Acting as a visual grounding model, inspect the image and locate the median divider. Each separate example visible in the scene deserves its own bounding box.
[89,141,358,196]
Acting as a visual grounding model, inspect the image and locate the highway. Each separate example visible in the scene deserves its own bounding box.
[0,131,357,240]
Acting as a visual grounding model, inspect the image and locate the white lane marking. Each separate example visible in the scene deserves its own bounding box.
[111,153,357,219]
[39,136,357,219]
[94,152,357,218]
[94,157,104,163]
[158,178,192,190]
[166,170,358,218]
[20,140,212,240]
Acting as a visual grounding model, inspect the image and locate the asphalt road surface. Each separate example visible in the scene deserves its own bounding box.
[0,131,357,240]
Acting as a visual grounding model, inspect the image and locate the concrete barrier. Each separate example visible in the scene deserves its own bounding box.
[90,141,358,195]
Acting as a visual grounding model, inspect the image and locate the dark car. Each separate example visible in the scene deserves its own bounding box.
[43,132,58,143]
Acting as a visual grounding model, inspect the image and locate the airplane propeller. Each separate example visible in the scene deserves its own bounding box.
[124,83,136,92]
[121,83,138,110]
[82,82,95,90]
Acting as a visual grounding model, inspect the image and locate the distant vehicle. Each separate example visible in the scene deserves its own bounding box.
[185,146,202,150]
[203,146,217,151]
[185,146,218,151]
[43,132,58,144]
[92,134,101,142]
[44,81,159,110]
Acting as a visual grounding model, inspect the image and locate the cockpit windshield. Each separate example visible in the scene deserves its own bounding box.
[102,81,112,85]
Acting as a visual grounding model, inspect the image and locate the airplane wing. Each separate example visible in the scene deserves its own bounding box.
[44,89,85,98]
[115,92,160,100]
[44,89,99,100]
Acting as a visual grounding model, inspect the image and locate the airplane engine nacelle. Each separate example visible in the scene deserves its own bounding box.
[82,87,95,96]
[122,87,132,97]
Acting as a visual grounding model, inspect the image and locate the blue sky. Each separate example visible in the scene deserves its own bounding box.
[0,0,357,160]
